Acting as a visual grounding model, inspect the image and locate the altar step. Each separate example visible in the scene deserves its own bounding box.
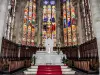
[35,63,64,65]
[24,65,76,75]
[37,65,62,75]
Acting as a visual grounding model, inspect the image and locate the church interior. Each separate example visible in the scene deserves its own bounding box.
[0,0,100,75]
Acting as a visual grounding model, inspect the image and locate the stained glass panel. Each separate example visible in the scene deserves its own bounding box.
[62,0,77,46]
[22,0,36,46]
[42,0,56,46]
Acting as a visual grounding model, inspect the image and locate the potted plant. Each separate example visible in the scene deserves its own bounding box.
[2,61,9,72]
[91,62,99,71]
[31,56,36,66]
[57,49,60,55]
[62,57,68,66]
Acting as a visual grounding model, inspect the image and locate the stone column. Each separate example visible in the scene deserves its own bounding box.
[89,0,100,69]
[14,1,26,44]
[77,1,84,44]
[36,0,43,46]
[37,0,42,46]
[56,0,61,46]
[0,0,9,53]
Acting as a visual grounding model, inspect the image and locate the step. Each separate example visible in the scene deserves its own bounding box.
[27,68,71,71]
[28,68,61,72]
[62,68,72,71]
[24,70,37,74]
[38,65,60,66]
[31,66,38,68]
[27,68,38,71]
[37,70,62,72]
[62,71,76,74]
[30,66,68,69]
[38,67,61,69]
[24,71,75,75]
[35,63,64,65]
[27,68,71,72]
[24,65,76,75]
[37,71,62,75]
[61,66,68,69]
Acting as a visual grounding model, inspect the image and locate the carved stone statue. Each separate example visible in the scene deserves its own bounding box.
[45,37,54,53]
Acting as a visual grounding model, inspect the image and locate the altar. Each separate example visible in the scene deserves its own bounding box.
[34,51,65,65]
[32,38,66,65]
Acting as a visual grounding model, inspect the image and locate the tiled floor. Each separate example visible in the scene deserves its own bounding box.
[0,69,99,75]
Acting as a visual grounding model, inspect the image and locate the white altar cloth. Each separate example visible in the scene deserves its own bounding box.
[34,51,65,65]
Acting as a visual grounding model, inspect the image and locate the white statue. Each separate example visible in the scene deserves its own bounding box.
[45,37,54,53]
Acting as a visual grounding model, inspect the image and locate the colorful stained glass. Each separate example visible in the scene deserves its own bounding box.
[31,27,35,46]
[63,0,77,46]
[71,3,77,45]
[63,2,67,46]
[63,0,66,2]
[63,28,67,45]
[22,0,36,46]
[44,0,49,5]
[27,25,31,45]
[50,0,55,5]
[42,0,56,46]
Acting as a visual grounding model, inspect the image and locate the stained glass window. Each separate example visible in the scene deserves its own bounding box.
[22,0,36,46]
[42,0,56,46]
[62,0,77,46]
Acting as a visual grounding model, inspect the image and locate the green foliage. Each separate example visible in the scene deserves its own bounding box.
[91,63,99,71]
[62,57,68,64]
[57,49,60,55]
[31,56,36,65]
[3,64,9,71]
[40,33,42,36]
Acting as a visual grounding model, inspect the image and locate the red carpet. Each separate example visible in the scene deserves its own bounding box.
[36,65,62,75]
